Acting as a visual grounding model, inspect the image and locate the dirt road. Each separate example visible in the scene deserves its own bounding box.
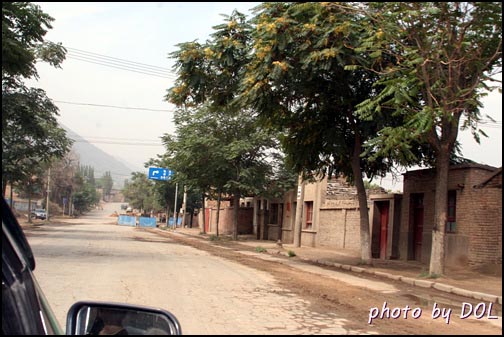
[24,203,501,335]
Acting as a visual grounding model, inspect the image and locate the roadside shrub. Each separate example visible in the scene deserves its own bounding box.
[255,246,267,253]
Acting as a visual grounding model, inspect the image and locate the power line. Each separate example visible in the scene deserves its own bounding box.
[65,47,173,74]
[66,55,175,79]
[75,135,163,142]
[66,54,172,78]
[54,100,174,112]
[52,43,179,80]
[72,139,163,146]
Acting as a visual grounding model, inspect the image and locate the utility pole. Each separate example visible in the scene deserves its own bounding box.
[173,182,178,229]
[293,174,305,247]
[45,167,51,222]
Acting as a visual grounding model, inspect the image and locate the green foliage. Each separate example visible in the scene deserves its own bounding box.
[242,2,400,183]
[255,246,267,253]
[356,2,502,159]
[2,86,73,190]
[2,2,65,79]
[72,168,100,214]
[14,166,46,202]
[2,2,70,195]
[98,171,114,200]
[287,250,296,257]
[355,2,502,274]
[122,172,166,213]
[165,9,295,216]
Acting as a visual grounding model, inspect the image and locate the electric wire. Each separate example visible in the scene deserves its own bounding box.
[54,100,174,112]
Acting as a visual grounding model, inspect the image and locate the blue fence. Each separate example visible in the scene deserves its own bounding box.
[117,215,136,226]
[168,217,183,227]
[138,217,157,227]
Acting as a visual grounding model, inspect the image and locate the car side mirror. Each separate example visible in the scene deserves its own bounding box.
[66,301,182,335]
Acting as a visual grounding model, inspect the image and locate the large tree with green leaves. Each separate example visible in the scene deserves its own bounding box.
[2,2,70,196]
[155,107,232,235]
[241,2,414,262]
[167,10,294,239]
[72,165,100,214]
[122,172,167,214]
[354,2,502,275]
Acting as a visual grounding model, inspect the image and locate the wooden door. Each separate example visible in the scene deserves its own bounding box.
[411,194,424,261]
[379,202,389,259]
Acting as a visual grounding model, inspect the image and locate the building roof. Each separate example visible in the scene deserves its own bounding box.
[403,162,498,177]
[473,167,503,189]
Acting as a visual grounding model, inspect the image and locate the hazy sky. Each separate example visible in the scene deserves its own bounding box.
[28,2,502,191]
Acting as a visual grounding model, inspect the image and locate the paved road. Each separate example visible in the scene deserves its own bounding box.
[25,203,350,334]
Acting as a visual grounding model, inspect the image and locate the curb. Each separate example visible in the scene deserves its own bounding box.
[310,259,501,305]
[164,229,502,305]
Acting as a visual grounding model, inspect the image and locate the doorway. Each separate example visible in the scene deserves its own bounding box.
[410,194,424,261]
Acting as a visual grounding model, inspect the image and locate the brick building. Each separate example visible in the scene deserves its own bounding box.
[258,176,385,250]
[203,197,254,235]
[399,163,502,269]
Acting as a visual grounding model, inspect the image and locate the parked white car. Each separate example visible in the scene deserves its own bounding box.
[31,209,47,220]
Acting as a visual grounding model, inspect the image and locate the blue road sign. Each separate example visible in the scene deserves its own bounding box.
[148,167,173,181]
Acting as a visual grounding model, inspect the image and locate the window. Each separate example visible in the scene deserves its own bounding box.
[446,190,456,233]
[305,201,313,229]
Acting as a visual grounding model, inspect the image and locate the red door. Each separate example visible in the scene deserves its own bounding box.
[204,208,210,233]
[379,203,389,259]
[411,194,424,261]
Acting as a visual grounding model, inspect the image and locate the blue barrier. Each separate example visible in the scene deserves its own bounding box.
[118,215,136,226]
[168,217,182,227]
[138,217,157,227]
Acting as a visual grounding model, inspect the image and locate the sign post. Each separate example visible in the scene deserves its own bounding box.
[148,167,174,228]
[148,167,173,181]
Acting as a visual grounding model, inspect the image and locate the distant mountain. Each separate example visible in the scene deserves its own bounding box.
[62,125,134,189]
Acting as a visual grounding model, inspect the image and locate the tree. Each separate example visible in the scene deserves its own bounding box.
[167,10,293,239]
[49,150,79,214]
[354,2,502,275]
[2,86,72,195]
[122,172,158,213]
[14,166,46,223]
[241,2,408,262]
[2,2,70,196]
[155,107,230,235]
[99,171,114,201]
[72,166,100,215]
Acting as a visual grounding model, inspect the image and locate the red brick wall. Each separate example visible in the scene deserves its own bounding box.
[401,165,502,267]
[208,207,253,235]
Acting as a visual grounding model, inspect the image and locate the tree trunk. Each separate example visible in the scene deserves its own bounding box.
[429,149,450,276]
[201,193,206,234]
[28,192,33,224]
[351,138,372,264]
[216,190,222,237]
[232,193,240,240]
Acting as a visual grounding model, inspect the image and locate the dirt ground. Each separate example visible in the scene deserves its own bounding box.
[154,230,502,335]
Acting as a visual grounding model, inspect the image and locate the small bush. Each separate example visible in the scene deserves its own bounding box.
[287,250,296,257]
[209,234,219,241]
[255,246,267,253]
